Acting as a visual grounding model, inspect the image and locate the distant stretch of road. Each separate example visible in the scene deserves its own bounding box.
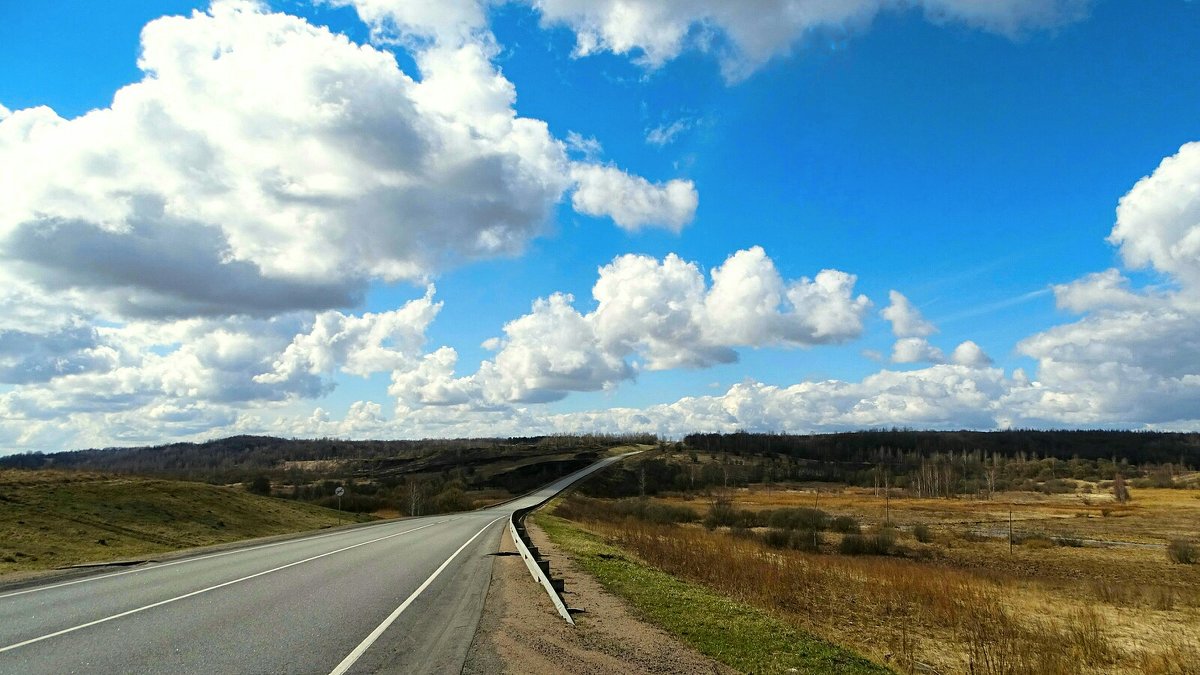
[0,453,630,674]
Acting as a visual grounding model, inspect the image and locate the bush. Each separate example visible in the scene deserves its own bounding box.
[433,487,471,513]
[1167,539,1198,565]
[830,515,860,534]
[763,527,822,552]
[767,507,828,531]
[704,501,737,529]
[643,502,700,524]
[247,475,272,496]
[912,523,933,543]
[838,528,896,556]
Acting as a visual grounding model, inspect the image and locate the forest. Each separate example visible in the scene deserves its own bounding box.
[578,430,1200,499]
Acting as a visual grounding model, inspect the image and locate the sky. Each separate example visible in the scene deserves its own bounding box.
[1,0,1199,453]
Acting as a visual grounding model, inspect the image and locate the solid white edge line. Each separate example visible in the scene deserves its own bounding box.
[0,522,440,655]
[328,515,506,675]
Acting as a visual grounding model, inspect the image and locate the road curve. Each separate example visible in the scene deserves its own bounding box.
[0,453,629,674]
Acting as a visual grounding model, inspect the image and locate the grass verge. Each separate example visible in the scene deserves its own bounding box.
[535,512,889,674]
[1,469,370,576]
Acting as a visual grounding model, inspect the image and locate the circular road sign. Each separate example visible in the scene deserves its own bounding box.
[335,487,345,497]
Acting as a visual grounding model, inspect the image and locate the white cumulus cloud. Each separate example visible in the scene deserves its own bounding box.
[881,290,937,337]
[0,1,690,321]
[570,164,698,233]
[1109,141,1200,287]
[892,337,945,364]
[389,247,870,409]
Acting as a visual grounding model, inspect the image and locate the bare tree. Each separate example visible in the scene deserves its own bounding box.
[1113,473,1130,504]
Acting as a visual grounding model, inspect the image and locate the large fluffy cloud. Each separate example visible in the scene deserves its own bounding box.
[1109,141,1200,287]
[389,247,870,408]
[1009,142,1200,426]
[0,0,693,322]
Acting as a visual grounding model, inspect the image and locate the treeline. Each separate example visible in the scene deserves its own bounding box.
[577,430,1199,499]
[0,432,654,483]
[684,430,1200,466]
[0,433,655,517]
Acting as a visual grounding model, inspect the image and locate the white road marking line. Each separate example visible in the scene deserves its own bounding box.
[328,515,506,675]
[0,514,460,598]
[0,522,440,655]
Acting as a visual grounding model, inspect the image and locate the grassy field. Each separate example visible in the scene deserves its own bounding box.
[0,469,368,576]
[553,482,1200,674]
[535,512,888,674]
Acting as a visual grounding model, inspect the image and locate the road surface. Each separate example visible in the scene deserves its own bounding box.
[0,453,629,674]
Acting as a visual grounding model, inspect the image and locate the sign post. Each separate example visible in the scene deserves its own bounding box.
[335,486,345,511]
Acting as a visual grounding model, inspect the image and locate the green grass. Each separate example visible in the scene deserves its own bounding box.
[0,469,370,575]
[535,513,889,674]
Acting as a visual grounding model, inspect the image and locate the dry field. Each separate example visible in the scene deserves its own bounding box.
[0,469,364,576]
[564,482,1200,673]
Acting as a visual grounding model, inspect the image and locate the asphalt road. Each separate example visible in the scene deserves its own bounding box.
[0,453,629,674]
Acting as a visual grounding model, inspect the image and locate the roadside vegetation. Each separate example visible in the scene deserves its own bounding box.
[0,469,369,576]
[548,433,1200,674]
[535,512,887,674]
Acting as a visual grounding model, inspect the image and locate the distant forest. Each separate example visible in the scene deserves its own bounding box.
[577,430,1200,499]
[0,433,659,515]
[0,433,655,483]
[683,430,1200,466]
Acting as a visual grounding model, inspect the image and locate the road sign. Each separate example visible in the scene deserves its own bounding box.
[335,487,345,496]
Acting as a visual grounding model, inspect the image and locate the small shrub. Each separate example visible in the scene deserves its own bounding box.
[830,515,860,534]
[1041,478,1076,494]
[704,501,740,529]
[767,507,828,531]
[838,528,896,556]
[912,523,933,543]
[764,527,822,552]
[763,528,792,548]
[729,524,754,540]
[1167,539,1198,565]
[247,475,272,496]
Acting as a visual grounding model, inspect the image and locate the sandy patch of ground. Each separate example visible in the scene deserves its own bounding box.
[463,522,732,675]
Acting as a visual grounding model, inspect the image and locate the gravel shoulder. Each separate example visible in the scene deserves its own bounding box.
[463,521,732,675]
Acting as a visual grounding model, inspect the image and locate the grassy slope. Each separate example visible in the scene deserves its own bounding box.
[0,469,367,575]
[535,513,889,675]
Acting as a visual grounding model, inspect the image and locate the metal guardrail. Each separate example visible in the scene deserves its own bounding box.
[509,506,574,624]
[505,449,644,625]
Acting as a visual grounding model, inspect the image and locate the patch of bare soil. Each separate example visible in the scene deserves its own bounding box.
[463,522,732,675]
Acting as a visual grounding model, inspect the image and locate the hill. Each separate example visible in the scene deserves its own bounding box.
[0,469,366,577]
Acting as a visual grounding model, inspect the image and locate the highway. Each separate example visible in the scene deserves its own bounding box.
[0,454,629,674]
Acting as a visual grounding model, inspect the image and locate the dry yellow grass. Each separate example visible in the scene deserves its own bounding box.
[0,469,365,576]
[560,482,1200,673]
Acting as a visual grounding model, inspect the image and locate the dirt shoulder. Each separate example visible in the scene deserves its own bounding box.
[463,521,731,675]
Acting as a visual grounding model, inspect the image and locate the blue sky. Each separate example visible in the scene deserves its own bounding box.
[1,0,1199,451]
